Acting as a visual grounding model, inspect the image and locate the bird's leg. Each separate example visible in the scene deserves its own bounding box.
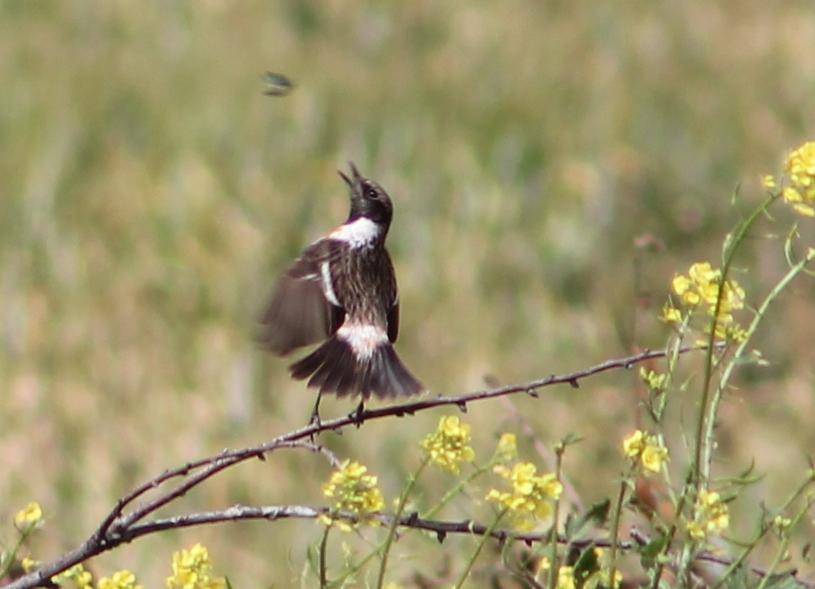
[309,390,323,433]
[351,399,365,427]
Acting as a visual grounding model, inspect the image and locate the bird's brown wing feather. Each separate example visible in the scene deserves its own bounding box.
[258,239,345,356]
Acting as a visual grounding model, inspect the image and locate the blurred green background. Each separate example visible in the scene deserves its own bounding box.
[2,1,814,586]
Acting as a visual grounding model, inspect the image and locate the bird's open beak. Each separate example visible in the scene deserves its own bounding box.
[339,162,363,188]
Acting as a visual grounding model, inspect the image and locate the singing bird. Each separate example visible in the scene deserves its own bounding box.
[259,163,424,408]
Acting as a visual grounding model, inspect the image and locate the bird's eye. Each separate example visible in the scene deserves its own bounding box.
[365,187,378,200]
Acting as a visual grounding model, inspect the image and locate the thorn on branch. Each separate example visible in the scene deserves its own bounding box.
[526,388,539,398]
[629,526,649,546]
[406,511,419,525]
[568,379,580,389]
[456,401,468,413]
[436,529,447,544]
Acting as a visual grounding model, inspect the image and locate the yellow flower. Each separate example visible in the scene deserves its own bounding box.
[15,502,43,529]
[420,415,476,474]
[582,550,624,589]
[538,558,576,589]
[641,444,669,473]
[622,430,645,458]
[772,515,792,534]
[761,175,777,191]
[669,262,747,342]
[21,557,40,573]
[622,430,669,473]
[782,141,815,217]
[687,490,730,541]
[496,433,517,461]
[487,462,562,531]
[321,460,385,531]
[794,203,815,216]
[660,302,682,324]
[585,569,623,589]
[98,570,143,589]
[639,368,667,393]
[672,275,698,305]
[52,564,93,589]
[166,544,226,589]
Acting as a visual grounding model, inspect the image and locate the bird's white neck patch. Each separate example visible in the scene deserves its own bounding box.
[330,217,382,248]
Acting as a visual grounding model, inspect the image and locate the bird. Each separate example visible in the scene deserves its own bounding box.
[258,162,424,418]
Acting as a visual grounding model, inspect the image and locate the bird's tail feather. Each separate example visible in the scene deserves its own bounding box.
[289,336,423,399]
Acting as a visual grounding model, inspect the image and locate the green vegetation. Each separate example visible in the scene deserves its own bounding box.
[2,2,814,586]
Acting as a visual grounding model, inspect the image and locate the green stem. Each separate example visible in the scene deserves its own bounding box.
[702,253,812,480]
[319,525,331,588]
[693,193,776,491]
[712,474,815,589]
[422,462,491,520]
[336,457,495,588]
[375,458,428,589]
[0,527,34,580]
[548,446,565,589]
[328,551,377,588]
[452,508,508,589]
[754,494,815,589]
[648,484,690,589]
[608,470,634,589]
[653,313,692,423]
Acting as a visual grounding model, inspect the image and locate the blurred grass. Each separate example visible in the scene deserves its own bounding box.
[1,1,814,585]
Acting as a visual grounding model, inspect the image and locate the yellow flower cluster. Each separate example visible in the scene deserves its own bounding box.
[321,460,385,531]
[14,502,43,529]
[622,430,669,473]
[420,415,476,474]
[546,564,575,589]
[687,490,730,541]
[639,367,667,394]
[772,514,792,535]
[664,262,747,342]
[486,462,562,531]
[781,141,815,217]
[166,544,226,589]
[98,570,143,589]
[52,563,93,589]
[496,433,518,461]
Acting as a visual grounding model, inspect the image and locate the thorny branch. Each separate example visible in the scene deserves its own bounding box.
[4,345,749,589]
[10,505,813,588]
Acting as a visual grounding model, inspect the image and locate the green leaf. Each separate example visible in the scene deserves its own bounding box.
[722,563,749,589]
[573,545,600,589]
[759,571,806,589]
[565,499,611,538]
[639,533,669,570]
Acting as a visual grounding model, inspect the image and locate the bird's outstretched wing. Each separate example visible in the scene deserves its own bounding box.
[258,239,345,356]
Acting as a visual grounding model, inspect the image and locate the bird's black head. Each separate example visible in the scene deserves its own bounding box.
[339,163,394,228]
